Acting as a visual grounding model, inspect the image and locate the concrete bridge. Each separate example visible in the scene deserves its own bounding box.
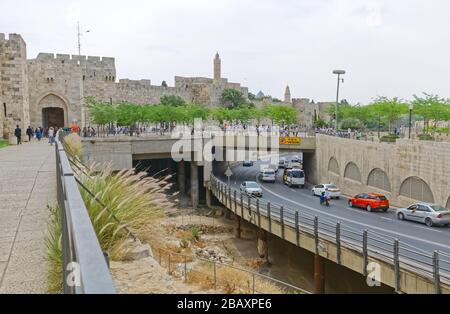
[80,133,450,294]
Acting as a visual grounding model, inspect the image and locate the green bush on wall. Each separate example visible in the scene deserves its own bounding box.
[380,134,399,143]
[418,134,434,141]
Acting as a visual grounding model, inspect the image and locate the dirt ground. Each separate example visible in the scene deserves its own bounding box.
[110,206,287,294]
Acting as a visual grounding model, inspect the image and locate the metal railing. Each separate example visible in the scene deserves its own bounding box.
[210,174,450,294]
[156,247,309,294]
[55,132,116,294]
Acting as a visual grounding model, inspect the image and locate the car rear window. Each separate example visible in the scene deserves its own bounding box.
[264,170,275,174]
[430,205,447,212]
[376,196,387,201]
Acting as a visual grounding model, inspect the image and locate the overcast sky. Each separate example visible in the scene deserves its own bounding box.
[1,0,449,104]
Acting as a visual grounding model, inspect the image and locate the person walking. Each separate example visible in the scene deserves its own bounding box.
[26,126,33,142]
[14,125,22,145]
[35,127,42,141]
[48,127,55,146]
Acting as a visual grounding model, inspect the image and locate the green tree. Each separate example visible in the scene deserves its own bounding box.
[340,117,364,130]
[220,89,247,109]
[370,97,408,133]
[412,93,450,135]
[265,105,298,126]
[160,95,186,107]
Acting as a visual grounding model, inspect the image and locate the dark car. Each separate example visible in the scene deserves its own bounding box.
[243,160,254,167]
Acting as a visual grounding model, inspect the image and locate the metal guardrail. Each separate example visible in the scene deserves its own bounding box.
[210,174,449,294]
[55,132,116,294]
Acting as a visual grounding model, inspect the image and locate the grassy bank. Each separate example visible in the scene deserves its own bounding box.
[0,139,8,149]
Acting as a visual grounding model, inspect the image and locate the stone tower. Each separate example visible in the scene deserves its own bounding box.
[214,52,221,80]
[0,33,30,139]
[284,85,291,103]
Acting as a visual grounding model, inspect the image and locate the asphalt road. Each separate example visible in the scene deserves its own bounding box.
[214,154,450,275]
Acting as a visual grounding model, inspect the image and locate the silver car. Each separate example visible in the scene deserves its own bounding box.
[240,181,263,197]
[396,203,450,227]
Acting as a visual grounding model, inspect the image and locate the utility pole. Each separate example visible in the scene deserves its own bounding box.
[332,70,346,131]
[77,22,90,130]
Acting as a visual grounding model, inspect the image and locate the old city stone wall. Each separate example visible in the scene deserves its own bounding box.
[0,33,30,138]
[315,134,450,208]
[0,33,251,136]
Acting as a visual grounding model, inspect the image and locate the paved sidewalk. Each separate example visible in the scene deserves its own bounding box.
[0,141,56,293]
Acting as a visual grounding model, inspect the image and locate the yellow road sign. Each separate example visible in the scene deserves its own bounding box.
[279,137,301,145]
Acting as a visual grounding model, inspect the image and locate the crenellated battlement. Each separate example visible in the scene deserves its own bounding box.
[0,33,27,49]
[33,53,115,68]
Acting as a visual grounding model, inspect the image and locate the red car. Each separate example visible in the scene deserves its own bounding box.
[348,193,390,212]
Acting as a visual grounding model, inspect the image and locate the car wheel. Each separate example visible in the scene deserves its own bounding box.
[366,205,372,212]
[383,208,388,213]
[312,190,316,196]
[398,212,405,220]
[425,218,433,227]
[336,197,340,200]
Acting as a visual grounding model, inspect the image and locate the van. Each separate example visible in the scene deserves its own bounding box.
[283,168,305,188]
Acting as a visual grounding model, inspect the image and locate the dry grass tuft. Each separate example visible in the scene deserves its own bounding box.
[63,133,82,159]
[75,162,173,260]
[184,260,285,294]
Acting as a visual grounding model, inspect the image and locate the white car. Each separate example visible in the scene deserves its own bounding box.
[278,157,287,169]
[259,168,276,183]
[240,181,263,197]
[312,184,341,199]
[396,203,450,227]
[291,155,302,163]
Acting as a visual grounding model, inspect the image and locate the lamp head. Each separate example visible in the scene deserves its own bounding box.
[333,70,346,75]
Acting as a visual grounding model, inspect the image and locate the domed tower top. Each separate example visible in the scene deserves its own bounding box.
[214,52,221,80]
[284,85,291,103]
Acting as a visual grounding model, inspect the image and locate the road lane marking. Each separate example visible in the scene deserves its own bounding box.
[380,217,393,221]
[257,181,450,251]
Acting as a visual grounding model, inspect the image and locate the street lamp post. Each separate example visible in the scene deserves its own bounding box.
[408,103,413,139]
[332,70,346,131]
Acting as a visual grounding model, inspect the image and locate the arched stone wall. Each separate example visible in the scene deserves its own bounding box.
[344,162,361,183]
[399,177,434,203]
[367,168,391,192]
[328,157,340,175]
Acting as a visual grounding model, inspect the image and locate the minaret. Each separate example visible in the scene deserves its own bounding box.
[284,85,291,103]
[214,52,221,81]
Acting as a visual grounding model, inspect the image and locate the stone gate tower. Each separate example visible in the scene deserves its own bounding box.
[0,33,30,139]
[214,53,221,81]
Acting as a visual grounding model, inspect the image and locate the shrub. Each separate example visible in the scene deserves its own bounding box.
[63,133,82,159]
[76,163,172,260]
[191,227,202,242]
[45,205,62,294]
[418,134,434,141]
[380,134,399,143]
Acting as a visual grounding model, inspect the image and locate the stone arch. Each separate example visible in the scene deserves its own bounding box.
[367,168,391,192]
[399,177,434,203]
[328,157,340,175]
[344,162,361,182]
[36,92,69,127]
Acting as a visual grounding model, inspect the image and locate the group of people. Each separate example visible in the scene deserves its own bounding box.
[14,125,57,145]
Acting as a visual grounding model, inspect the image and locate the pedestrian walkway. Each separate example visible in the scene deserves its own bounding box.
[0,141,56,293]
